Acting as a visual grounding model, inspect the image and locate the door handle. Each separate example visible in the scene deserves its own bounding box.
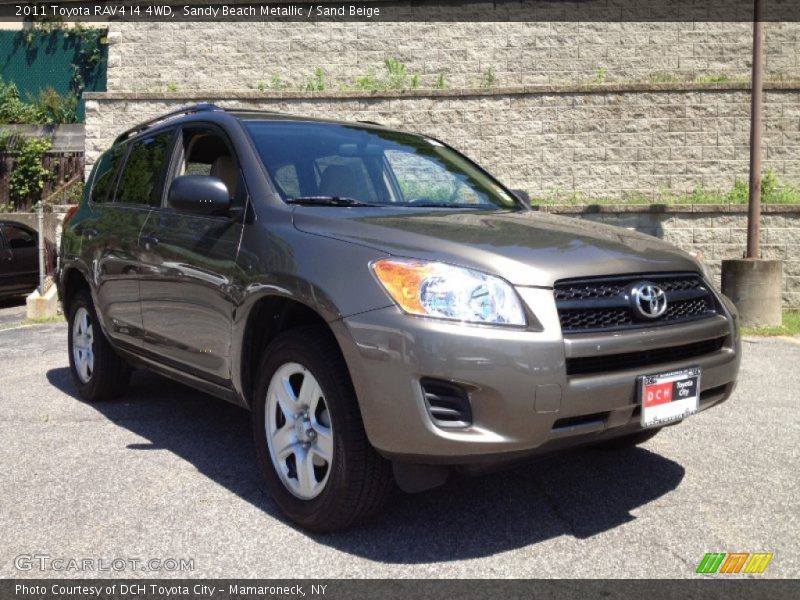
[79,227,98,239]
[140,234,159,250]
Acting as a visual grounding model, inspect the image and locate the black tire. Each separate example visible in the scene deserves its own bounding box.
[67,289,131,401]
[595,427,662,450]
[253,325,393,532]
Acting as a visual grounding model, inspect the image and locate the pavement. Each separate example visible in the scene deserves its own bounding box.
[0,297,27,329]
[0,306,797,579]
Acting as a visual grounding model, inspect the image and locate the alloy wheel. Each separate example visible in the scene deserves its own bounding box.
[72,306,95,384]
[264,362,334,499]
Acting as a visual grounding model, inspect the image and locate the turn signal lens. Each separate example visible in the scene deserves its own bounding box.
[371,258,526,326]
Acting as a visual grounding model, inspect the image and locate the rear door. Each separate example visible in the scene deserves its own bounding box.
[0,223,38,294]
[91,131,174,348]
[138,124,246,384]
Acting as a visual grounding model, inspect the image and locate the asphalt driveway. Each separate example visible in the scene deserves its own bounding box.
[0,318,797,578]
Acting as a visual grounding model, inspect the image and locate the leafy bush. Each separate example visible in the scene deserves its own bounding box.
[34,87,78,124]
[0,78,79,124]
[0,79,44,124]
[8,136,53,203]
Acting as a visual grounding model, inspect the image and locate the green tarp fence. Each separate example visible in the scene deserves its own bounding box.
[0,28,108,122]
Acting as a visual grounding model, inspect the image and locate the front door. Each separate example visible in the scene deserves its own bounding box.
[138,125,246,384]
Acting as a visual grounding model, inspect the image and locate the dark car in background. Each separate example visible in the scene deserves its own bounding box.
[0,220,40,299]
[58,104,741,532]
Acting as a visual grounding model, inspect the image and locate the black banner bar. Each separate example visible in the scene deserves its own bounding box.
[1,0,800,23]
[4,579,800,600]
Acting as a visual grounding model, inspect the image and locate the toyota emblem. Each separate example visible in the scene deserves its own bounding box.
[630,282,668,319]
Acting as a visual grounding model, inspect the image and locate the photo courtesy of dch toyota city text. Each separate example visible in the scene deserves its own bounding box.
[0,1,797,599]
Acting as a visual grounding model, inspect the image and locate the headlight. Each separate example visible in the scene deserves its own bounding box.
[371,258,526,326]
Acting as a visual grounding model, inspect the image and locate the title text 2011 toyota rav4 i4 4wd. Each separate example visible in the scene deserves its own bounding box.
[58,105,740,532]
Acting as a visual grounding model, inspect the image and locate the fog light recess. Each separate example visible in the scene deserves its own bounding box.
[420,378,472,429]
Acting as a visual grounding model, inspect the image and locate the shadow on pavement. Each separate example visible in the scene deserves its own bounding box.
[0,296,28,328]
[0,297,26,308]
[47,365,685,563]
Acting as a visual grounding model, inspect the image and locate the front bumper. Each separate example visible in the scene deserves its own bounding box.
[333,287,740,464]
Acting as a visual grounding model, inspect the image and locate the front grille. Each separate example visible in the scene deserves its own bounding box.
[554,272,717,333]
[566,336,726,376]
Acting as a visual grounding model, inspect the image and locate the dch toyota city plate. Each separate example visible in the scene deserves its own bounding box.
[640,367,701,428]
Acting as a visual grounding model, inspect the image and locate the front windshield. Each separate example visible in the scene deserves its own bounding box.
[243,120,519,210]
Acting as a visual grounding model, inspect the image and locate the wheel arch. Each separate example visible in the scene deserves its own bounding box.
[61,265,92,317]
[237,294,347,410]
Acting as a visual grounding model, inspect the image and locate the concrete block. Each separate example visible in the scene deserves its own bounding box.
[721,259,783,327]
[26,284,59,320]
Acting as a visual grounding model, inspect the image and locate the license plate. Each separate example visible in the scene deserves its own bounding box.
[640,367,701,428]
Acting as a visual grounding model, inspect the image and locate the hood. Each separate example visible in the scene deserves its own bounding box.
[292,207,701,288]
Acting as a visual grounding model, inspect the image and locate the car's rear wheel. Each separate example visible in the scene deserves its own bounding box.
[67,289,130,401]
[253,326,393,532]
[595,427,662,450]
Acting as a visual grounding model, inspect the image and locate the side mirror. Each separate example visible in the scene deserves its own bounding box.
[511,189,531,207]
[168,175,230,216]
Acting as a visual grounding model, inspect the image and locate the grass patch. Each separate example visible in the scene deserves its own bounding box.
[340,58,422,92]
[23,315,64,325]
[742,311,800,337]
[534,171,800,206]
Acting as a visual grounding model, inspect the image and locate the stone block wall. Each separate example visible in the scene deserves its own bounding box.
[105,21,800,92]
[84,84,800,199]
[0,124,86,152]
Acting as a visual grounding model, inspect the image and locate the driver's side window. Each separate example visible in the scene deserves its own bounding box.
[175,127,246,210]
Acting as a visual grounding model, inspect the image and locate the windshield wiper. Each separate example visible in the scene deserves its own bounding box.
[286,196,378,207]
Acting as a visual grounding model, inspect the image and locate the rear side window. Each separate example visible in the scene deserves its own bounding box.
[3,225,36,249]
[90,146,124,204]
[114,132,173,207]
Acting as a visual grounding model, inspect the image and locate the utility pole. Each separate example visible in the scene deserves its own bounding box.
[36,201,45,295]
[746,0,765,258]
[723,0,782,327]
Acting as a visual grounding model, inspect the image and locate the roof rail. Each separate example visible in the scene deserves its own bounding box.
[113,103,222,144]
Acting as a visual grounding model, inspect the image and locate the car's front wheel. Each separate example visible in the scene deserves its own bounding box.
[253,326,393,532]
[67,289,131,401]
